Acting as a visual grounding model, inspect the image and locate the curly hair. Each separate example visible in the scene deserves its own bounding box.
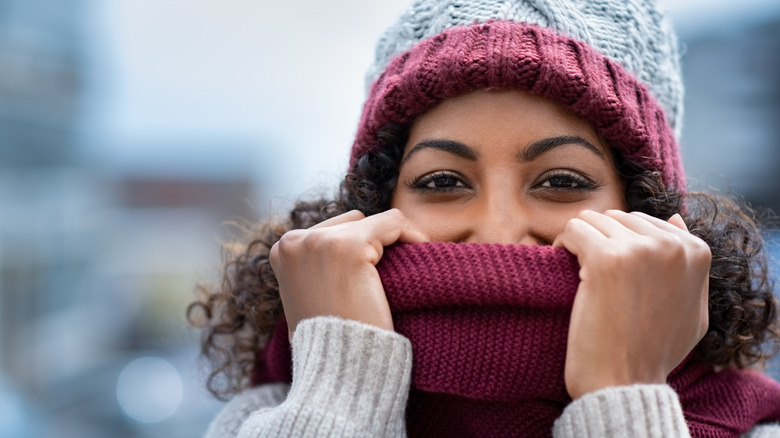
[188,124,780,400]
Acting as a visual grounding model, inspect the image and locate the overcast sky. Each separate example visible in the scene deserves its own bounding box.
[79,0,780,207]
[81,0,409,204]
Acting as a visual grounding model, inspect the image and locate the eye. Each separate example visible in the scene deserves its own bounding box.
[537,171,597,190]
[408,171,469,191]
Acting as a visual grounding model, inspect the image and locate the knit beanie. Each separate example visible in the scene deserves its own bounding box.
[351,0,686,191]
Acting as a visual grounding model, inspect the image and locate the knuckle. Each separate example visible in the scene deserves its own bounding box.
[603,209,624,219]
[598,246,623,265]
[277,228,343,256]
[271,232,302,267]
[642,233,684,261]
[564,217,584,233]
[628,237,656,259]
[576,210,594,220]
[691,238,712,259]
[557,218,582,242]
[301,229,329,251]
[383,208,404,221]
[277,229,305,249]
[303,228,355,255]
[345,209,366,220]
[676,234,711,266]
[269,242,281,266]
[658,232,683,248]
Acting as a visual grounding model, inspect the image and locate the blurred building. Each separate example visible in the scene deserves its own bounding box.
[681,15,780,213]
[0,0,81,169]
[680,16,780,382]
[0,1,250,436]
[0,0,86,382]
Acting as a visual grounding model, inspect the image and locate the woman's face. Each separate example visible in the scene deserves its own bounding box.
[391,89,627,245]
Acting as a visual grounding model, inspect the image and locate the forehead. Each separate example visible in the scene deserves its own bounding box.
[406,89,613,158]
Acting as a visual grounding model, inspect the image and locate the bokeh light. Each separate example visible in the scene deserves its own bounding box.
[116,357,183,424]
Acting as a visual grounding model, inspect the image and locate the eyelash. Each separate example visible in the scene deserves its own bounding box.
[408,171,468,191]
[535,170,597,191]
[407,170,598,193]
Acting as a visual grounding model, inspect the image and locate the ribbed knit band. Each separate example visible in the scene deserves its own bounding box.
[552,384,690,438]
[351,20,685,191]
[366,0,684,139]
[378,242,578,402]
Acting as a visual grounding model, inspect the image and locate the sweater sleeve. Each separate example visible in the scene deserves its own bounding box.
[552,384,691,437]
[205,316,413,438]
[204,383,290,437]
[742,423,780,437]
[551,384,780,438]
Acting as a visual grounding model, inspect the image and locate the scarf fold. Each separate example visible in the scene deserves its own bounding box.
[252,242,780,437]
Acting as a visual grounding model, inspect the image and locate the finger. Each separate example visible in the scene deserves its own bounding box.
[604,209,672,237]
[357,208,428,248]
[398,217,430,243]
[667,213,689,232]
[573,210,637,239]
[552,217,608,256]
[309,209,366,230]
[629,211,690,237]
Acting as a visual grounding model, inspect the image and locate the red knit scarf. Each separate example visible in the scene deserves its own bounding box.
[252,242,780,437]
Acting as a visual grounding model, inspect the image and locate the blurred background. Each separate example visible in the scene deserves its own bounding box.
[0,0,779,437]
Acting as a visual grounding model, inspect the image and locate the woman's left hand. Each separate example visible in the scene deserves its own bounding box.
[553,210,711,400]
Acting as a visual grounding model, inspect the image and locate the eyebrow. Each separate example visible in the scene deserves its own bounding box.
[401,139,478,164]
[401,135,605,164]
[520,135,605,162]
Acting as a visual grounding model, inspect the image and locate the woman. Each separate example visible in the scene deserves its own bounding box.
[190,0,780,436]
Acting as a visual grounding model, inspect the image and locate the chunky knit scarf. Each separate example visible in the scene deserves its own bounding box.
[253,242,780,437]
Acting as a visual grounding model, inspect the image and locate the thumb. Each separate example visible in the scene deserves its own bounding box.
[667,213,688,232]
[398,217,429,244]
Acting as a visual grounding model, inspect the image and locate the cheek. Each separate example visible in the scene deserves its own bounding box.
[525,203,581,244]
[526,187,628,243]
[598,182,629,212]
[390,192,461,240]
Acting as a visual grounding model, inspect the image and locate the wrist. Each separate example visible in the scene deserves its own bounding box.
[566,362,666,400]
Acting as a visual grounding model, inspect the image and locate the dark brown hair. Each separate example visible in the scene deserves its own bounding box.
[188,124,780,400]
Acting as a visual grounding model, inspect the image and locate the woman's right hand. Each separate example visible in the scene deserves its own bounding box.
[269,208,428,339]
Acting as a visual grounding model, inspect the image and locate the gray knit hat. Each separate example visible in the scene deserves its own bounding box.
[365,0,684,140]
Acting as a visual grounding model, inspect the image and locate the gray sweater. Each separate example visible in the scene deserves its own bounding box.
[205,317,780,437]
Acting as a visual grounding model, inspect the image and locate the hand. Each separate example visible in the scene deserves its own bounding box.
[553,210,711,400]
[269,208,428,339]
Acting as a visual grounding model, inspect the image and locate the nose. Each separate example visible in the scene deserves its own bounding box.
[463,202,542,246]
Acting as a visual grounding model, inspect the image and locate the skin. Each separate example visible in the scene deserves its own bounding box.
[270,89,711,400]
[392,89,627,244]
